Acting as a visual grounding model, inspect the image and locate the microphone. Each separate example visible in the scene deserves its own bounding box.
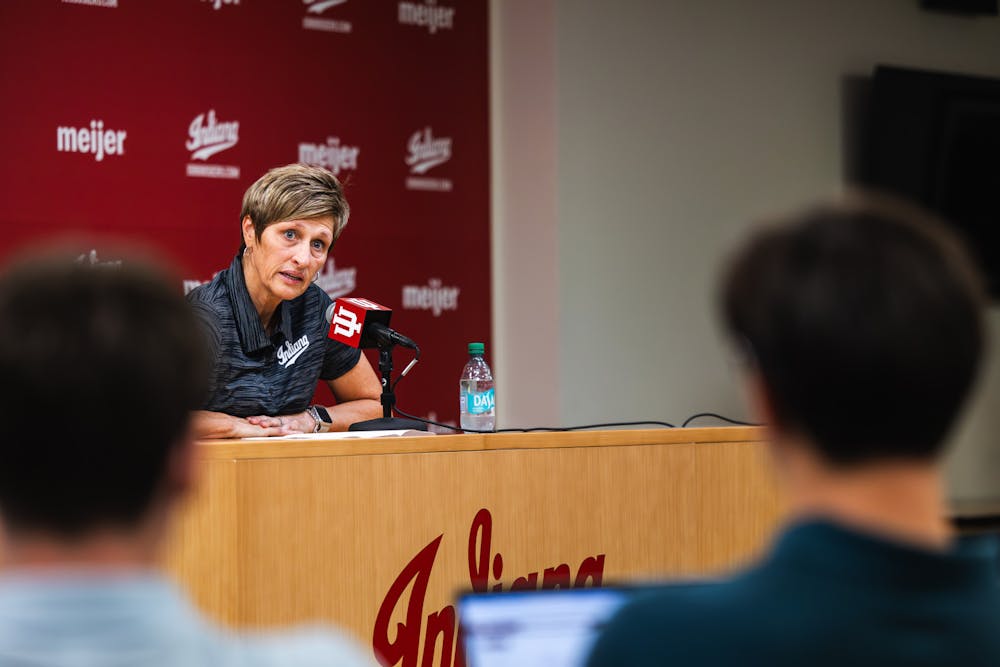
[325,297,427,433]
[325,298,420,353]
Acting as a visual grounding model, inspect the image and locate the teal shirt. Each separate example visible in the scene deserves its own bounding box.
[0,571,375,667]
[587,520,1000,667]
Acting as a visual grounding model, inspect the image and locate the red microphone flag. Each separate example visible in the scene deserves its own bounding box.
[327,297,393,349]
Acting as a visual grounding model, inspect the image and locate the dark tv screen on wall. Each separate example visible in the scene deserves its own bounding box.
[862,65,1000,298]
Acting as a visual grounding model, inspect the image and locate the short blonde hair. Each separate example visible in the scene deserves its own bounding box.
[239,163,350,249]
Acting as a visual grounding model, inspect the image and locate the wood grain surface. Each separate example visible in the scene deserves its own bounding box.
[161,427,785,664]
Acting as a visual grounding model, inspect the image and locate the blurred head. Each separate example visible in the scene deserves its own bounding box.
[0,254,209,539]
[721,193,986,467]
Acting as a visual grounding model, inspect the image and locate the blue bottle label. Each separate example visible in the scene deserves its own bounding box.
[464,388,495,415]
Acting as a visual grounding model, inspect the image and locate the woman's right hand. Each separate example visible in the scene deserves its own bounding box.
[246,412,315,434]
[191,410,301,439]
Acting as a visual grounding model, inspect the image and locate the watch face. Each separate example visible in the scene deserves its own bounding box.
[314,405,332,423]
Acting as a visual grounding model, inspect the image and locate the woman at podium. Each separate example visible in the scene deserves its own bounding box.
[187,164,380,439]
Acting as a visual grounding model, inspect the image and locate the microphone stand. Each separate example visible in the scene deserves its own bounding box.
[348,341,428,432]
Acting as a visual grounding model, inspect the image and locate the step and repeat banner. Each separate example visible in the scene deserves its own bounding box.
[0,0,490,428]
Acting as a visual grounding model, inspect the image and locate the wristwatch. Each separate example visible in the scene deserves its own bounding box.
[308,405,333,433]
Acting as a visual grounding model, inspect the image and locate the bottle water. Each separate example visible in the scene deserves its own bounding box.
[460,342,496,432]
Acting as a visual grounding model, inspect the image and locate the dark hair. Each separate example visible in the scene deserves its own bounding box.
[0,255,209,537]
[721,194,986,466]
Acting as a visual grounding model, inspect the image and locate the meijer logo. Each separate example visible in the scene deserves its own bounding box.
[185,110,240,179]
[303,0,351,33]
[298,137,360,176]
[56,121,127,162]
[398,0,455,34]
[402,278,459,317]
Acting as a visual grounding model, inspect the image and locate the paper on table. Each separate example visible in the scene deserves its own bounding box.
[238,429,434,441]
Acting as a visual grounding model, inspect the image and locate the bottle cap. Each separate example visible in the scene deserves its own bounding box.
[468,342,485,355]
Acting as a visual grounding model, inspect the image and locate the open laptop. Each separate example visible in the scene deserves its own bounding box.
[457,587,633,667]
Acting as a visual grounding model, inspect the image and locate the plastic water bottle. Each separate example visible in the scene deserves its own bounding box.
[460,342,496,432]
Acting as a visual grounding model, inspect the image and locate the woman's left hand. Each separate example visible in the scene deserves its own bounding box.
[246,411,315,434]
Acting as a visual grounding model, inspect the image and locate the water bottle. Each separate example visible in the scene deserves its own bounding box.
[460,342,496,432]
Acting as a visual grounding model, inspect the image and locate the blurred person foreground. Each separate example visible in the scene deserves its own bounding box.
[0,252,374,666]
[587,193,1000,667]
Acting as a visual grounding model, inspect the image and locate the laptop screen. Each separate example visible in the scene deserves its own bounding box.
[457,588,631,667]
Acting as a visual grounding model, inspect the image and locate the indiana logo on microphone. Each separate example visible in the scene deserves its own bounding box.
[331,305,362,339]
[327,297,391,348]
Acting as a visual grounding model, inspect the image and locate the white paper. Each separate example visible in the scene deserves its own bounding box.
[237,429,433,441]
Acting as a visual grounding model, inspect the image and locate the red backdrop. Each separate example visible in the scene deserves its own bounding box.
[0,0,490,429]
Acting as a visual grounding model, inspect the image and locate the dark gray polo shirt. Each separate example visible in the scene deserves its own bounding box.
[187,253,361,418]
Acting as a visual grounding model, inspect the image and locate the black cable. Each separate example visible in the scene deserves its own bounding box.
[395,406,757,433]
[394,407,675,433]
[394,408,465,432]
[681,412,760,428]
[495,421,677,433]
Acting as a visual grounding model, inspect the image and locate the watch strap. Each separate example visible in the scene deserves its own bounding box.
[309,405,333,433]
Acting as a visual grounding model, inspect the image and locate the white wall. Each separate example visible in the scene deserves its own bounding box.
[491,0,560,428]
[493,0,1000,501]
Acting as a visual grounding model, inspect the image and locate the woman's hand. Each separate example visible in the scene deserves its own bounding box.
[246,411,316,434]
[192,411,304,439]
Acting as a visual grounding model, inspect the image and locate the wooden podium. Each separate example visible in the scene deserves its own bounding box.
[163,427,784,666]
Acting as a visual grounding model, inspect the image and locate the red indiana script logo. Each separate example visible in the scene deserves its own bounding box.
[373,508,606,667]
